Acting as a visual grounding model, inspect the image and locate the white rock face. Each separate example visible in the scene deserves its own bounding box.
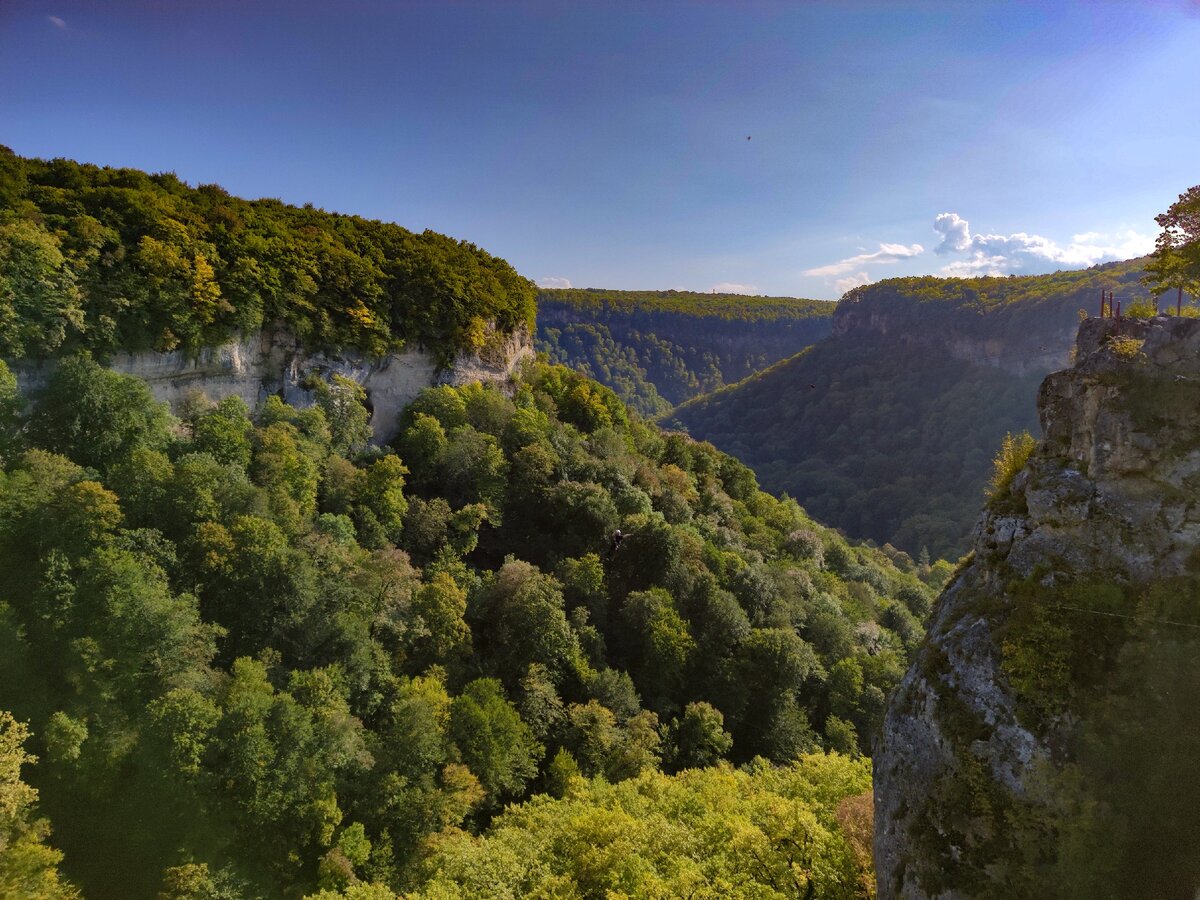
[13,326,534,443]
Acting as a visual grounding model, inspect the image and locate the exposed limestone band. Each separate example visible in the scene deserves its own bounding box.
[10,326,533,444]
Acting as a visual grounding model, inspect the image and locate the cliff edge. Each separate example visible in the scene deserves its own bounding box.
[13,324,533,444]
[875,315,1200,898]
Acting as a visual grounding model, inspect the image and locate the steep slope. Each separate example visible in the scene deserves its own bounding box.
[875,314,1200,898]
[669,260,1154,558]
[537,288,833,416]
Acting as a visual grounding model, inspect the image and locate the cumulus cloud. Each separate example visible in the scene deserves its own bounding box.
[710,282,757,295]
[835,271,871,294]
[803,243,924,277]
[933,212,971,254]
[932,212,1155,276]
[48,15,66,28]
[536,276,572,289]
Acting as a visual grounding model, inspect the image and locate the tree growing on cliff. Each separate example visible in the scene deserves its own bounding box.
[1145,184,1200,307]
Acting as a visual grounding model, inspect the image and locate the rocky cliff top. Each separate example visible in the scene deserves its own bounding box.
[875,315,1200,898]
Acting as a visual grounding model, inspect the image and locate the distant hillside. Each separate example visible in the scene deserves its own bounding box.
[668,259,1154,558]
[537,288,834,417]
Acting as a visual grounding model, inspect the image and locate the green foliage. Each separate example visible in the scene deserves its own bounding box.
[0,357,932,898]
[541,287,837,322]
[538,289,834,416]
[665,701,733,770]
[405,753,872,900]
[28,352,174,472]
[0,146,535,363]
[0,711,79,899]
[448,679,543,807]
[985,430,1036,508]
[1143,184,1200,305]
[998,576,1132,725]
[0,360,23,462]
[0,220,84,358]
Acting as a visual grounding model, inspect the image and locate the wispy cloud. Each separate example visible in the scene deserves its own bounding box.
[47,15,66,28]
[803,242,924,277]
[536,276,572,289]
[835,271,871,294]
[933,212,1154,276]
[710,282,757,295]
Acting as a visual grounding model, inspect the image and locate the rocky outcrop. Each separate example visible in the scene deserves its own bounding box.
[13,325,533,443]
[875,315,1200,898]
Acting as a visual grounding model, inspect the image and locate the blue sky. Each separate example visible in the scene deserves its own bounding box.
[2,1,1198,299]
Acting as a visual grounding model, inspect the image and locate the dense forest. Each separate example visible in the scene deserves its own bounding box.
[670,260,1155,559]
[0,147,536,364]
[538,289,833,417]
[0,348,944,898]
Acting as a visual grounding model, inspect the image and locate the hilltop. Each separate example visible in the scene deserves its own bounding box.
[668,259,1154,558]
[0,147,535,365]
[538,288,834,417]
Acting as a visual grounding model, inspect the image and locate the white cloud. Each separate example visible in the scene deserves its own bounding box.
[803,242,924,277]
[710,282,757,294]
[933,212,971,254]
[536,276,572,289]
[47,15,66,28]
[933,212,1155,276]
[835,271,871,294]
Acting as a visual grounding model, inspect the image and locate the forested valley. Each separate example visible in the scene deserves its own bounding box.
[669,259,1156,559]
[0,153,944,900]
[537,288,833,417]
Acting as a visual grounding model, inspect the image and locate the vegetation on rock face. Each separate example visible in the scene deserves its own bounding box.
[670,260,1151,558]
[0,350,930,898]
[985,431,1036,510]
[538,288,833,417]
[0,147,536,364]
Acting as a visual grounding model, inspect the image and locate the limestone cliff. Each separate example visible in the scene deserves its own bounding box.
[13,325,533,443]
[875,315,1200,898]
[829,293,1072,378]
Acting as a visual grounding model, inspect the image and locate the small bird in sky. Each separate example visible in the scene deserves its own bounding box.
[746,135,751,140]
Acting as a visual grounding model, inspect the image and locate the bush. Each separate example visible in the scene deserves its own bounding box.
[986,431,1036,503]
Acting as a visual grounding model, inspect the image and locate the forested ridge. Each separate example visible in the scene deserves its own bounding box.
[0,147,536,364]
[538,288,833,417]
[0,349,941,898]
[670,259,1154,559]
